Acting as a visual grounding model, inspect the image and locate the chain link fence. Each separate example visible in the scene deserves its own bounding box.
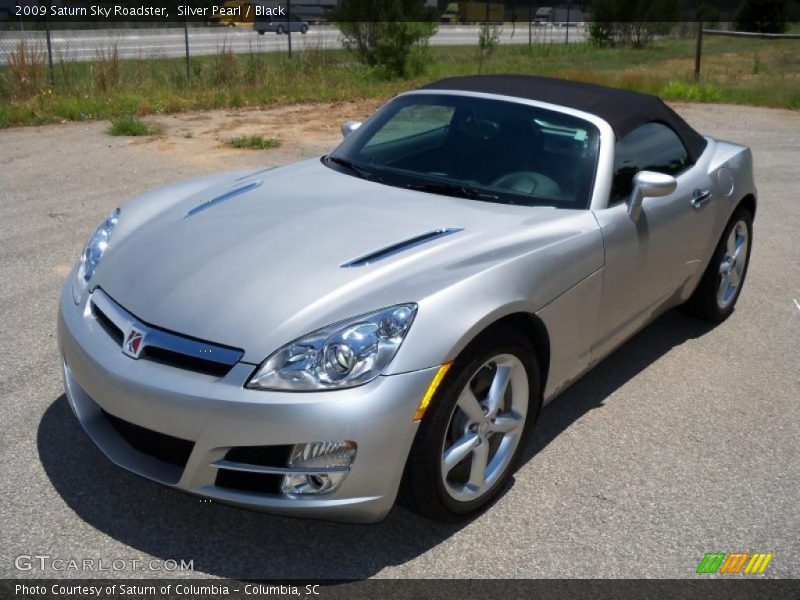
[0,18,586,126]
[0,22,341,71]
[0,20,585,77]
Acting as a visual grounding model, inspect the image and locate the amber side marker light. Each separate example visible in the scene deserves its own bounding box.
[413,362,452,421]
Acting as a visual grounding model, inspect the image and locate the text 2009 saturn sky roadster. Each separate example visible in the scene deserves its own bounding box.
[58,76,756,522]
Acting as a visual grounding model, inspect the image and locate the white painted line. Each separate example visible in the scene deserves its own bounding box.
[793,299,800,312]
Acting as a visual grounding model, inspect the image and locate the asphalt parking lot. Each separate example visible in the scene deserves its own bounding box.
[0,102,797,579]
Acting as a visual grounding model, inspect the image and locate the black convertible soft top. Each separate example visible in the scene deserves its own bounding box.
[422,75,707,163]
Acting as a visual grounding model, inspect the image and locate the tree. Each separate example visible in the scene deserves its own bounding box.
[335,0,438,77]
[589,0,678,47]
[478,23,502,74]
[734,0,788,33]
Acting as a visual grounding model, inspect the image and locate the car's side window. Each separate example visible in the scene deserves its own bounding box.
[609,122,690,205]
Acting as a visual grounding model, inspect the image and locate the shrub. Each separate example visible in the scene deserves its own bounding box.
[589,0,678,47]
[228,135,281,149]
[107,115,160,136]
[335,0,438,77]
[479,23,502,59]
[734,0,788,33]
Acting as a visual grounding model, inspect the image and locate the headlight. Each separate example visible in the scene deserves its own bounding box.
[71,208,120,304]
[247,304,417,391]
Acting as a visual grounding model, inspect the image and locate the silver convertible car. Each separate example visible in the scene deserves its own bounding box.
[58,75,756,523]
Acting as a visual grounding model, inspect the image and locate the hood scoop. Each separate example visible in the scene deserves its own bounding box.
[184,180,262,219]
[341,228,463,268]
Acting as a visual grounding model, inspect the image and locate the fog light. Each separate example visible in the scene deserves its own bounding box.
[280,441,357,496]
[281,472,348,496]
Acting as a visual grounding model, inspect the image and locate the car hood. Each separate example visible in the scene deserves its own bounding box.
[94,159,587,363]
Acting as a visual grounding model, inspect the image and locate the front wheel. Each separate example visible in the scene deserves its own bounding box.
[300,25,309,34]
[275,25,284,35]
[400,326,541,522]
[682,206,753,322]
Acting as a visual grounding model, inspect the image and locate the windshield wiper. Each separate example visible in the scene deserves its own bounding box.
[324,156,382,182]
[325,158,501,202]
[404,181,500,202]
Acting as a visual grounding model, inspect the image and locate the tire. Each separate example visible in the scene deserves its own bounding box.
[682,206,753,322]
[300,25,309,35]
[257,30,265,36]
[400,326,542,522]
[276,25,284,35]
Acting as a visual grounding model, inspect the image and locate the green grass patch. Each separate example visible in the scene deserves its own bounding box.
[228,135,281,149]
[659,81,725,103]
[1,34,799,128]
[107,115,160,136]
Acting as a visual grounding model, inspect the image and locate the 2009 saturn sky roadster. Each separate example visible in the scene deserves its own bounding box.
[58,75,756,523]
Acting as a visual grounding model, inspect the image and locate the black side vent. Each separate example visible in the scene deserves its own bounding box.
[214,470,283,495]
[102,410,194,468]
[213,446,293,495]
[223,445,293,468]
[341,228,463,268]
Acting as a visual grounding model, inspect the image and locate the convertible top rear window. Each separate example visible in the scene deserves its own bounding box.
[326,94,601,209]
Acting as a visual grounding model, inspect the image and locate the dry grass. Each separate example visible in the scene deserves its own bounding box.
[94,45,120,93]
[7,40,48,97]
[1,35,798,129]
[212,45,237,86]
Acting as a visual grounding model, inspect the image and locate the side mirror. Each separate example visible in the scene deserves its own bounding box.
[628,170,677,221]
[341,120,362,139]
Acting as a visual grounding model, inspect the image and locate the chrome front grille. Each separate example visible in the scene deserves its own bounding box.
[89,288,244,377]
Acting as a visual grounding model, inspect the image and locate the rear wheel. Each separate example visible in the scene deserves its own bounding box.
[276,25,284,35]
[683,207,753,322]
[300,24,309,34]
[401,327,541,522]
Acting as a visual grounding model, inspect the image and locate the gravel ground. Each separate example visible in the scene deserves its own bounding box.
[0,102,797,579]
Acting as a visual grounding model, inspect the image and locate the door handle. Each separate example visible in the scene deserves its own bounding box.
[691,189,712,209]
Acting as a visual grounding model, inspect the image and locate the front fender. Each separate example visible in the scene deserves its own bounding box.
[385,211,604,385]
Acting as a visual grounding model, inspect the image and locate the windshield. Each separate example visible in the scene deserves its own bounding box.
[325,93,600,209]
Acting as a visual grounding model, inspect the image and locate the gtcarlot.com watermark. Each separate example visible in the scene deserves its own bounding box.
[14,554,193,573]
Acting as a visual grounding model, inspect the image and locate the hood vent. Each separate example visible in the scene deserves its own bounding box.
[184,180,262,219]
[341,228,463,268]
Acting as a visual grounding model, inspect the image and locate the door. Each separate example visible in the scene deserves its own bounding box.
[592,122,714,359]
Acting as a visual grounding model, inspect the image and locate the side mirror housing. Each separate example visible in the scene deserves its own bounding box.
[628,170,677,221]
[341,120,362,139]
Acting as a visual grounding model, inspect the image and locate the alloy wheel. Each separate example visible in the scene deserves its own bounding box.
[440,354,528,503]
[717,220,749,309]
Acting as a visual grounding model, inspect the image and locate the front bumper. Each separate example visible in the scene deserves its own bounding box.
[57,279,437,523]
